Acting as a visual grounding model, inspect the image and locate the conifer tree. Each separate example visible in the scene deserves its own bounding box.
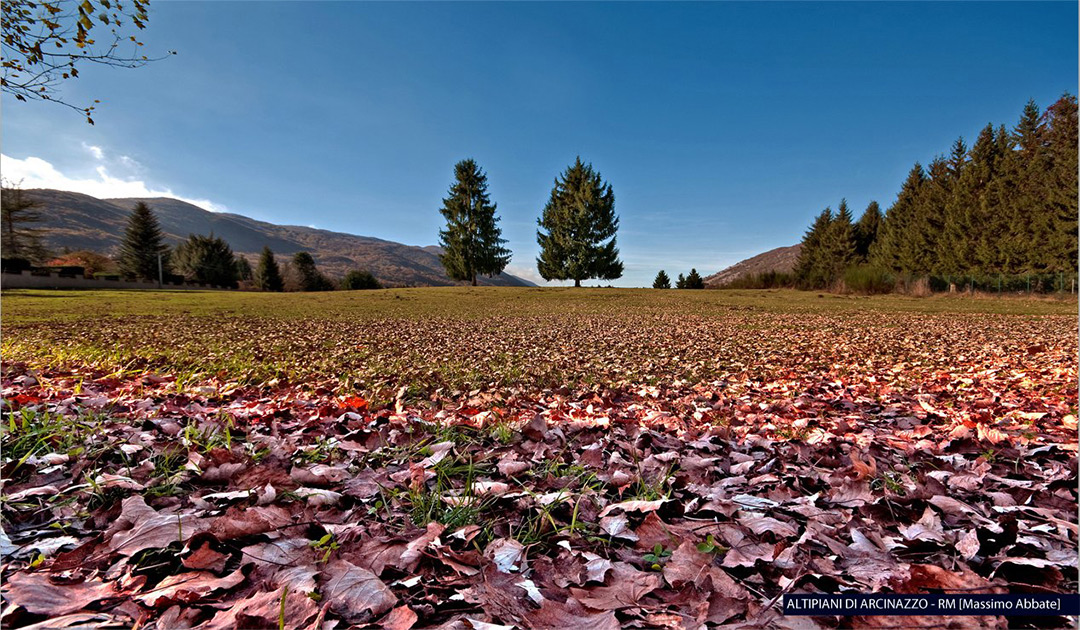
[437,159,511,286]
[872,163,925,275]
[118,202,169,281]
[854,201,882,262]
[947,137,967,179]
[821,199,857,280]
[1042,93,1078,273]
[795,208,834,288]
[254,246,284,292]
[172,233,239,287]
[653,270,671,289]
[685,268,705,289]
[675,273,686,289]
[939,125,1000,275]
[291,252,334,291]
[537,157,623,286]
[235,257,253,282]
[977,126,1021,272]
[907,158,951,276]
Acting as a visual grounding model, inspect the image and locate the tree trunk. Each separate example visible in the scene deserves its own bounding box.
[471,275,477,287]
[574,279,581,288]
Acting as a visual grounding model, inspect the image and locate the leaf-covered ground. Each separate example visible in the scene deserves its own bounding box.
[1,288,1076,629]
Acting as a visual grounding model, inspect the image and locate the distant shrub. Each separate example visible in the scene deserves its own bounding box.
[722,270,796,289]
[47,251,115,276]
[341,269,382,290]
[843,265,894,294]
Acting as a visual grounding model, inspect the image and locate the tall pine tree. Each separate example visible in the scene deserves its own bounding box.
[821,199,857,280]
[1042,93,1078,274]
[437,159,511,286]
[118,202,169,281]
[653,270,671,289]
[854,201,882,262]
[537,157,623,286]
[872,163,925,275]
[795,208,834,288]
[254,246,284,292]
[907,158,950,276]
[684,268,705,289]
[291,252,334,291]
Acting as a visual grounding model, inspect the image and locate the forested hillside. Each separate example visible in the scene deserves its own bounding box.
[795,95,1078,292]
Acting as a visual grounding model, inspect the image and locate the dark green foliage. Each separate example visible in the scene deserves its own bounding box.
[1042,93,1078,273]
[854,201,882,261]
[1,182,48,263]
[675,273,686,289]
[254,246,284,292]
[652,270,671,289]
[537,157,623,287]
[843,265,894,294]
[438,159,511,286]
[794,208,834,289]
[235,257,253,282]
[822,199,857,278]
[292,252,334,291]
[341,269,381,290]
[172,233,239,288]
[720,270,796,290]
[794,95,1077,293]
[871,163,925,274]
[680,269,705,289]
[118,202,169,281]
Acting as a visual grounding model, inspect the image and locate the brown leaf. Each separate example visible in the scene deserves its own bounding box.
[381,605,419,630]
[399,522,445,572]
[182,540,228,573]
[597,498,665,517]
[662,540,713,588]
[569,562,661,610]
[956,529,981,559]
[4,572,117,616]
[485,538,526,573]
[108,496,208,556]
[210,504,293,540]
[136,568,246,608]
[525,597,620,630]
[850,449,877,480]
[324,559,398,621]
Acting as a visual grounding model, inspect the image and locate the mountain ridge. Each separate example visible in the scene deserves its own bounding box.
[704,244,802,287]
[22,189,535,287]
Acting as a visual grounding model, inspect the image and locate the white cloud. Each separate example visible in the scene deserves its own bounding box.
[0,153,227,213]
[81,143,105,160]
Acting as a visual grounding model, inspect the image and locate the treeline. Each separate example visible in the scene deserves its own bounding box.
[0,197,382,291]
[118,203,382,291]
[795,94,1077,293]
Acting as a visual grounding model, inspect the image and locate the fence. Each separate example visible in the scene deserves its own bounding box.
[929,272,1077,295]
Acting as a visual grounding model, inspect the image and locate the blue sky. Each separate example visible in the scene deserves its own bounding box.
[2,1,1076,286]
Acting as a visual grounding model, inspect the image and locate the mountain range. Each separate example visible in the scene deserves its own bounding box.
[20,189,534,287]
[703,244,801,287]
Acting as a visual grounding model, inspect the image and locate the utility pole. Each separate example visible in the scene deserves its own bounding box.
[157,252,163,289]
